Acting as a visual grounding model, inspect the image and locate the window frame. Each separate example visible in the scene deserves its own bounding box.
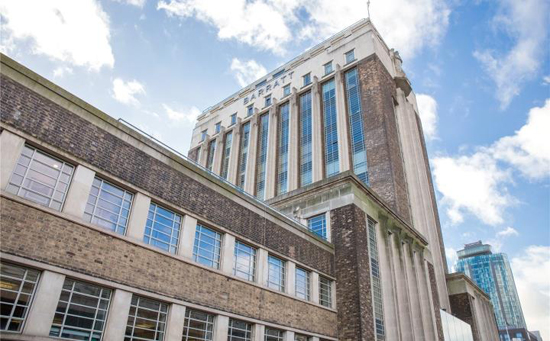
[228,319,252,341]
[230,113,237,126]
[143,202,182,254]
[323,62,333,75]
[193,224,222,269]
[125,295,168,341]
[345,49,355,64]
[267,255,286,292]
[233,241,257,282]
[182,308,214,341]
[283,84,291,97]
[307,213,328,240]
[215,122,222,134]
[295,267,310,301]
[302,73,311,87]
[264,95,272,107]
[319,276,332,308]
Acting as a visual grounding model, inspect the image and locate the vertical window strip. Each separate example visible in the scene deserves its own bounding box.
[299,91,313,187]
[193,224,222,269]
[220,131,233,180]
[276,103,290,195]
[237,122,251,189]
[319,276,332,308]
[234,241,257,282]
[0,263,40,332]
[144,203,182,254]
[344,68,369,185]
[125,295,168,341]
[368,217,385,339]
[295,267,310,301]
[228,319,252,341]
[265,328,284,341]
[307,214,327,240]
[182,309,214,341]
[322,79,339,178]
[206,140,216,171]
[255,114,269,200]
[267,256,285,292]
[6,145,74,211]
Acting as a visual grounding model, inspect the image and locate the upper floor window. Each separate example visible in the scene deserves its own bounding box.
[368,217,385,339]
[193,224,222,269]
[324,62,333,75]
[267,255,285,292]
[265,328,284,341]
[230,113,237,126]
[265,95,272,107]
[247,105,254,117]
[7,145,74,211]
[215,122,221,134]
[220,132,233,180]
[228,319,252,341]
[237,122,251,189]
[182,309,214,341]
[50,279,112,340]
[295,267,310,301]
[276,103,290,195]
[144,203,182,254]
[307,214,327,240]
[302,73,311,87]
[0,263,40,332]
[234,241,256,282]
[319,276,332,308]
[255,114,270,200]
[345,49,355,64]
[206,139,216,172]
[84,177,133,235]
[201,130,208,142]
[125,295,168,341]
[345,68,368,184]
[283,84,291,97]
[322,79,339,177]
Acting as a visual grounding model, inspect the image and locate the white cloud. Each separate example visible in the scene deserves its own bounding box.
[112,78,146,107]
[543,75,550,85]
[113,0,146,8]
[416,94,438,140]
[230,58,267,87]
[53,66,73,79]
[511,246,550,341]
[496,226,519,238]
[0,0,114,71]
[446,247,458,272]
[157,0,449,58]
[473,0,549,109]
[162,104,201,123]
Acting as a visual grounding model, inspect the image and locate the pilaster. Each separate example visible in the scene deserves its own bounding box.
[23,271,65,336]
[214,315,229,341]
[178,215,198,260]
[62,165,95,218]
[165,304,186,341]
[0,129,25,189]
[227,120,242,184]
[265,101,278,199]
[221,233,236,275]
[212,129,225,175]
[288,89,299,192]
[126,192,151,241]
[311,77,324,183]
[334,65,351,173]
[244,115,259,195]
[103,289,133,340]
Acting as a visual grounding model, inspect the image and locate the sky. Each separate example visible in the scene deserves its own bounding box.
[1,0,549,337]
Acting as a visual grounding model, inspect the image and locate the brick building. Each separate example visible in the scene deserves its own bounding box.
[0,19,498,341]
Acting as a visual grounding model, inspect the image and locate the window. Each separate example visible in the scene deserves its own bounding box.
[237,122,251,189]
[322,79,339,177]
[283,84,291,97]
[193,224,222,269]
[267,255,285,292]
[206,139,216,172]
[125,295,168,341]
[368,217,385,339]
[144,203,182,254]
[345,49,355,64]
[324,62,333,75]
[265,95,272,107]
[201,130,208,142]
[247,105,254,117]
[276,103,290,195]
[84,177,133,235]
[345,68,368,184]
[299,91,313,187]
[272,69,285,79]
[220,132,233,180]
[302,73,311,87]
[255,114,269,200]
[319,276,332,308]
[215,122,222,134]
[0,263,40,332]
[265,328,284,341]
[231,113,237,126]
[228,319,252,341]
[295,267,310,301]
[7,145,74,211]
[182,309,214,341]
[294,335,309,341]
[234,241,256,282]
[307,214,327,240]
[50,279,111,341]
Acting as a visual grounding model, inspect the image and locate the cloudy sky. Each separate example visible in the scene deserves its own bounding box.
[1,0,549,337]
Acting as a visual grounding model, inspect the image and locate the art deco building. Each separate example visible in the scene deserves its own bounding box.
[0,19,499,341]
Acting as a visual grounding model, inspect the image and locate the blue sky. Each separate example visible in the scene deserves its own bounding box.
[1,0,549,336]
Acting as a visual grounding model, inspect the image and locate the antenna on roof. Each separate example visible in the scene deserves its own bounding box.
[367,0,371,19]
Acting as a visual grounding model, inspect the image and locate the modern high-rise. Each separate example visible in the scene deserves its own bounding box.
[456,241,530,341]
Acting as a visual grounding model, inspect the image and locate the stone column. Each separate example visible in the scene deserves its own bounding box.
[284,331,295,341]
[63,165,96,218]
[413,247,436,341]
[103,289,132,340]
[214,315,229,341]
[0,130,25,189]
[212,129,225,176]
[257,248,269,286]
[244,115,259,195]
[165,304,186,341]
[265,102,278,199]
[311,272,320,304]
[404,241,423,340]
[286,261,296,296]
[198,138,210,167]
[253,324,265,341]
[221,233,236,275]
[377,225,400,341]
[178,215,197,260]
[288,89,299,192]
[126,192,151,242]
[334,65,351,173]
[23,271,65,336]
[389,231,414,340]
[227,121,242,184]
[311,77,324,182]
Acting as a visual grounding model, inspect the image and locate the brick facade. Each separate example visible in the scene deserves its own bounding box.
[449,293,481,341]
[428,262,445,340]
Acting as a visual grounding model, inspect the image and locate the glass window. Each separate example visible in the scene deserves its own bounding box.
[299,91,313,187]
[294,335,309,341]
[7,145,74,211]
[144,203,182,254]
[220,132,233,180]
[228,319,252,341]
[237,122,251,189]
[283,84,291,97]
[206,139,216,172]
[247,105,254,117]
[322,79,339,177]
[307,214,327,240]
[295,267,310,301]
[302,73,311,87]
[50,279,111,341]
[345,68,368,184]
[324,62,333,75]
[193,224,222,269]
[345,50,355,64]
[368,217,385,338]
[265,328,284,341]
[201,130,208,142]
[182,309,214,341]
[215,122,221,134]
[234,241,256,282]
[267,256,285,292]
[0,263,40,332]
[276,103,290,195]
[84,177,133,235]
[255,114,269,200]
[319,276,332,308]
[231,113,237,126]
[265,95,272,107]
[125,295,168,341]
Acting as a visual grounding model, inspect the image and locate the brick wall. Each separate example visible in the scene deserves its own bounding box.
[449,293,482,341]
[188,146,200,162]
[330,204,374,340]
[428,262,445,340]
[0,74,334,276]
[0,197,337,336]
[357,55,412,224]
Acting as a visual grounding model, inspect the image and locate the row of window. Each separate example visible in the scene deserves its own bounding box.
[0,263,324,341]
